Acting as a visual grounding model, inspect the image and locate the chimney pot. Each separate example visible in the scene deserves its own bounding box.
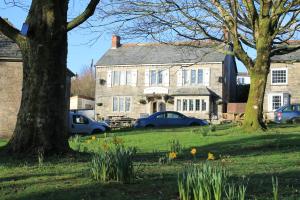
[112,35,121,49]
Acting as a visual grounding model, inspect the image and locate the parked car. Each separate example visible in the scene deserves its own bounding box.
[134,111,208,128]
[68,112,108,135]
[274,104,300,124]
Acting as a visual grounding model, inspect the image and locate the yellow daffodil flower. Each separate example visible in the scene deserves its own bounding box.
[190,148,197,155]
[207,152,215,160]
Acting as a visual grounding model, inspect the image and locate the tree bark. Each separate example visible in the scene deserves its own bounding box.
[4,1,71,155]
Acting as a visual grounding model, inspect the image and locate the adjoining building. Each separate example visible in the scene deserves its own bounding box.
[95,36,237,120]
[0,34,75,138]
[264,44,300,119]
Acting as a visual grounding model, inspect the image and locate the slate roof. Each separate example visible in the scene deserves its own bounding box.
[96,44,226,66]
[271,48,300,62]
[0,34,22,59]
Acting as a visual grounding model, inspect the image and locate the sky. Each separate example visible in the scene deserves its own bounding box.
[0,2,247,74]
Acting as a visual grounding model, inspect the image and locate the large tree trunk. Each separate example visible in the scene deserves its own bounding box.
[5,1,71,155]
[243,45,271,131]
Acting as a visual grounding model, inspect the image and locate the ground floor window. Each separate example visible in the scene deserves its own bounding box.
[175,97,208,112]
[268,93,283,111]
[113,96,132,112]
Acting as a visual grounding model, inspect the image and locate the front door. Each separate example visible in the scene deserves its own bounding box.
[158,102,166,112]
[152,102,157,113]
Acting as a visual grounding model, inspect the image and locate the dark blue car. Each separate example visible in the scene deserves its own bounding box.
[134,111,208,128]
[274,104,300,124]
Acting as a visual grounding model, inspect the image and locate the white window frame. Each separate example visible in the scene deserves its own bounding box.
[271,68,288,85]
[175,98,208,113]
[112,96,132,112]
[111,70,135,86]
[268,93,283,111]
[149,69,165,86]
[181,67,206,86]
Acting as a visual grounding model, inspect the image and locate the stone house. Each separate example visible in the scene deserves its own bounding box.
[95,36,237,120]
[264,47,300,119]
[0,34,74,138]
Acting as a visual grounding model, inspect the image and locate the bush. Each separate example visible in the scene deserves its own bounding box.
[90,145,136,183]
[178,163,247,200]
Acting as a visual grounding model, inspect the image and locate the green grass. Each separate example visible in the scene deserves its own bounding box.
[1,124,300,200]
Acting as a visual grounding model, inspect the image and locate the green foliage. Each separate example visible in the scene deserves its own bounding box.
[169,139,183,154]
[90,145,136,184]
[69,135,82,151]
[178,163,248,200]
[37,149,44,167]
[272,177,279,200]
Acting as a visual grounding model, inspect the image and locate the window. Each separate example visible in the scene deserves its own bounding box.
[126,71,132,85]
[113,71,120,85]
[183,69,189,85]
[197,69,203,84]
[119,97,124,111]
[113,96,131,112]
[191,70,196,84]
[150,70,157,85]
[175,98,208,112]
[189,99,194,111]
[156,113,166,119]
[201,100,207,111]
[113,97,118,112]
[183,99,188,111]
[73,115,89,124]
[182,68,204,85]
[111,70,134,86]
[272,95,282,110]
[158,70,163,84]
[177,99,181,111]
[167,112,182,119]
[272,69,287,84]
[195,100,200,111]
[125,97,131,112]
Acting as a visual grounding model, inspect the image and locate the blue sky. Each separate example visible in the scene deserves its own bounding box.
[1,2,247,74]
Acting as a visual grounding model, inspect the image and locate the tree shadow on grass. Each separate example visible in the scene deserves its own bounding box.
[5,165,300,200]
[134,133,300,163]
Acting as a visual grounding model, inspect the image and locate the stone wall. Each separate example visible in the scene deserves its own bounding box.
[95,63,224,120]
[0,60,22,138]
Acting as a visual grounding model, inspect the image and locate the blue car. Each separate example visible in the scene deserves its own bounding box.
[134,111,208,128]
[274,104,300,124]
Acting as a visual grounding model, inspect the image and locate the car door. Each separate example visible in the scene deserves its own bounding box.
[165,112,187,127]
[71,114,90,134]
[154,113,168,127]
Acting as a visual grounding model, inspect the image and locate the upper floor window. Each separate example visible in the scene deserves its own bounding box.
[107,69,137,87]
[145,68,169,86]
[271,69,287,85]
[178,68,208,86]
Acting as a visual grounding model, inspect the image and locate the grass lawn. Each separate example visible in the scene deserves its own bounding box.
[0,124,300,200]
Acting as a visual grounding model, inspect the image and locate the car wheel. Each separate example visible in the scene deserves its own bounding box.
[145,124,155,128]
[291,118,300,124]
[92,129,104,134]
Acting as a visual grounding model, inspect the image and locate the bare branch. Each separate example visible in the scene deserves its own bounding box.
[67,0,101,31]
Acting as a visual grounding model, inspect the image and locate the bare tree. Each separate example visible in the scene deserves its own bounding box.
[0,0,101,155]
[97,0,300,131]
[71,65,96,98]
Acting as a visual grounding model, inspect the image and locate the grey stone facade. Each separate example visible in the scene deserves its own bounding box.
[95,36,237,120]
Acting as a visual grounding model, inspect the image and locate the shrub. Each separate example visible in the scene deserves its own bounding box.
[178,163,247,200]
[90,145,136,184]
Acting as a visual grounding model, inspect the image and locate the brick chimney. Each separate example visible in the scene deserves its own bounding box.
[112,35,121,49]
